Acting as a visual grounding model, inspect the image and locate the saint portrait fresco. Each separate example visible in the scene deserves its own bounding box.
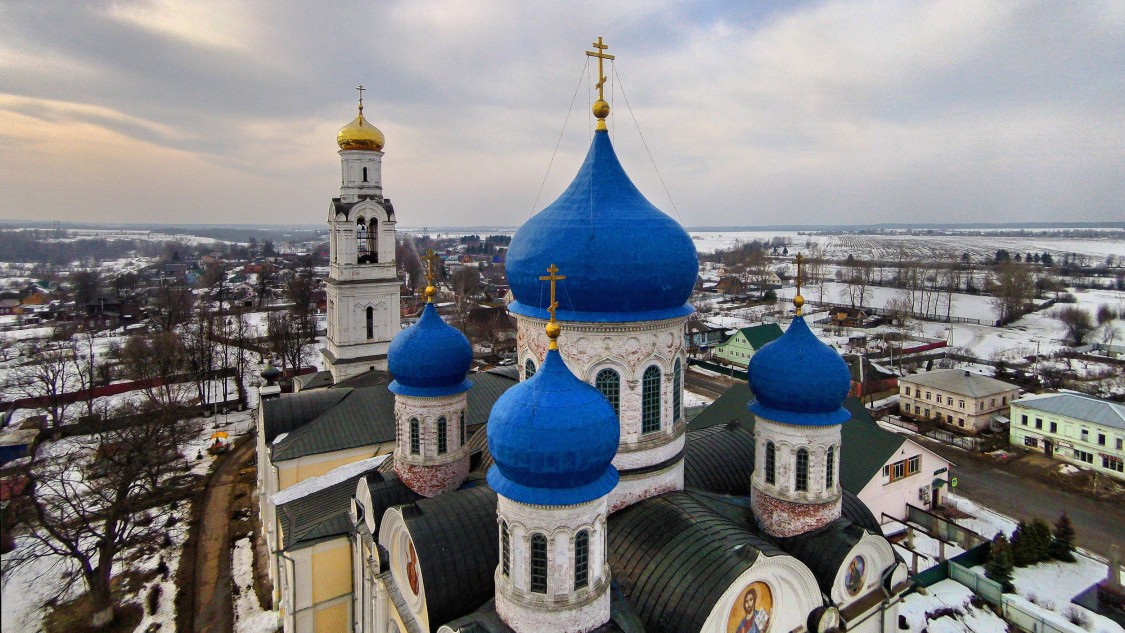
[406,540,420,595]
[726,581,773,633]
[844,555,866,595]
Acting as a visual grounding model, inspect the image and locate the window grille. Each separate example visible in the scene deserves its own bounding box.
[409,418,420,455]
[595,369,620,416]
[765,442,776,485]
[795,448,809,492]
[574,530,589,589]
[530,534,548,593]
[437,417,447,454]
[642,366,661,433]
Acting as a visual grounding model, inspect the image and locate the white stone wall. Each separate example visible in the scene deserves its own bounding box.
[698,554,824,633]
[393,393,470,497]
[751,415,842,536]
[515,314,689,508]
[495,495,611,633]
[858,442,951,522]
[339,149,383,202]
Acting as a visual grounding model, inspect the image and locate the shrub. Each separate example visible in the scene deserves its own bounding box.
[1050,511,1077,562]
[1064,605,1091,628]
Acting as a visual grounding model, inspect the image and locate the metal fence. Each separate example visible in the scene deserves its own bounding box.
[883,417,1008,452]
[907,505,988,551]
[1000,600,1084,633]
[949,561,1003,605]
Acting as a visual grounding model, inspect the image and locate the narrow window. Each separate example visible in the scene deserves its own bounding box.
[574,530,589,590]
[530,534,548,594]
[368,219,377,261]
[1050,421,1057,434]
[826,445,835,489]
[460,410,467,446]
[409,418,420,455]
[362,166,368,182]
[437,417,447,454]
[501,521,510,577]
[673,359,682,422]
[595,369,620,416]
[765,442,776,485]
[366,306,374,339]
[524,358,536,380]
[641,366,661,433]
[795,448,809,492]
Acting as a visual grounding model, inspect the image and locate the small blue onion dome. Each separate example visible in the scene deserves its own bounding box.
[747,316,852,426]
[506,130,699,323]
[388,303,473,397]
[487,349,619,506]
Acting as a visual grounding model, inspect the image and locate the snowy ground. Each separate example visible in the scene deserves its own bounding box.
[900,579,1010,633]
[232,538,279,633]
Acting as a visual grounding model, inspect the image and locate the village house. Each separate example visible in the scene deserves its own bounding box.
[713,323,783,367]
[898,369,1020,435]
[1010,392,1125,480]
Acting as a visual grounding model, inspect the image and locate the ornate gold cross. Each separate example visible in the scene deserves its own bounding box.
[356,84,365,114]
[585,36,614,101]
[539,264,566,349]
[423,248,438,303]
[794,252,805,316]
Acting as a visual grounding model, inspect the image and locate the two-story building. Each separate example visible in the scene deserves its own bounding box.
[1010,392,1125,481]
[713,323,783,367]
[898,369,1019,435]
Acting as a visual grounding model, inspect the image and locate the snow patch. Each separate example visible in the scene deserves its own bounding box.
[232,538,278,633]
[270,454,388,506]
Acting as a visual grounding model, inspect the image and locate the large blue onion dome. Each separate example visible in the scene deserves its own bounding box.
[747,316,852,426]
[506,130,699,323]
[388,303,473,397]
[487,349,619,505]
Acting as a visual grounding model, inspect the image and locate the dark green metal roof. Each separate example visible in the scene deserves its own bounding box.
[688,384,904,495]
[262,388,349,445]
[271,385,397,461]
[608,490,779,633]
[779,518,866,593]
[735,323,784,350]
[683,422,755,495]
[277,469,365,549]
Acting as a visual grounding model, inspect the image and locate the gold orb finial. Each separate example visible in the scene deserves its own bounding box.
[338,85,385,151]
[794,252,805,316]
[586,37,615,132]
[539,264,567,351]
[422,249,439,304]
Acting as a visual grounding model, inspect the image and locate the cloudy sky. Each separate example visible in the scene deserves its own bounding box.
[1,1,1122,228]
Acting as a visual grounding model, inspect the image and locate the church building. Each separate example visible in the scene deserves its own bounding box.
[258,39,911,633]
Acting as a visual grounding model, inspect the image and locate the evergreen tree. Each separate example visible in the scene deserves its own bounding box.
[1029,519,1054,563]
[1050,512,1077,562]
[1011,521,1033,567]
[986,534,1016,593]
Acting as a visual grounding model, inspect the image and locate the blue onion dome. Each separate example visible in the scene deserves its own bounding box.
[388,303,473,397]
[487,349,619,505]
[747,316,852,426]
[506,130,699,323]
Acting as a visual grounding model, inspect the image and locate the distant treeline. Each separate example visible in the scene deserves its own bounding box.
[0,230,170,265]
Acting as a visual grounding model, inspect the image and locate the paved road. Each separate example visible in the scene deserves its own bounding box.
[686,366,1125,558]
[912,436,1125,558]
[193,438,256,633]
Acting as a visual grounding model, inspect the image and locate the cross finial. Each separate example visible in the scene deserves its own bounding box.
[539,263,567,350]
[356,85,365,115]
[794,253,805,317]
[585,36,615,130]
[423,248,438,303]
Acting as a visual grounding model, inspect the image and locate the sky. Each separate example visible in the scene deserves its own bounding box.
[0,1,1122,228]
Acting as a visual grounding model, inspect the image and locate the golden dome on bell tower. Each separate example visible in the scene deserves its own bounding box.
[337,85,385,151]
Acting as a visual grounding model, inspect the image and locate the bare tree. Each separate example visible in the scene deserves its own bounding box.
[149,281,195,332]
[255,264,275,309]
[989,261,1035,324]
[267,311,308,372]
[113,332,191,408]
[17,338,78,429]
[1054,307,1095,347]
[69,270,102,306]
[6,407,198,628]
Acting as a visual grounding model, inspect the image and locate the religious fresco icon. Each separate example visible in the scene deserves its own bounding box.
[726,581,772,633]
[844,555,866,595]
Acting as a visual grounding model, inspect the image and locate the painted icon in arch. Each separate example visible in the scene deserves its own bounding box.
[727,581,772,633]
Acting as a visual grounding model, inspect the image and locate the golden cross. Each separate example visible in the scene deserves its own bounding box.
[585,37,615,101]
[356,85,365,114]
[423,249,438,303]
[539,264,566,349]
[794,253,805,317]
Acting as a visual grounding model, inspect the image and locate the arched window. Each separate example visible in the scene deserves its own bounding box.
[524,358,536,380]
[595,369,620,416]
[795,448,809,492]
[356,219,368,259]
[574,530,590,589]
[437,417,447,454]
[367,219,377,262]
[826,445,836,489]
[500,521,510,577]
[409,418,420,455]
[673,359,682,422]
[765,441,776,485]
[642,366,661,433]
[366,306,374,339]
[530,534,548,594]
[362,166,368,182]
[460,410,467,446]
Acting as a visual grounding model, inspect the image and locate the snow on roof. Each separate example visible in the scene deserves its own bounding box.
[1013,392,1125,431]
[271,432,288,446]
[270,455,388,507]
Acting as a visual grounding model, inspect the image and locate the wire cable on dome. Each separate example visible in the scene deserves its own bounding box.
[530,57,591,218]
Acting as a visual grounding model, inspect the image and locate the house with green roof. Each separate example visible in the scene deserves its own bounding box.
[713,322,784,367]
[689,383,953,523]
[1010,392,1125,480]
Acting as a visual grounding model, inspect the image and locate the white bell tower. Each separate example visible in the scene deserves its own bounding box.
[323,87,401,383]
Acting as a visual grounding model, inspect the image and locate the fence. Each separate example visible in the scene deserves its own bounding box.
[944,557,1089,633]
[912,542,991,587]
[1000,599,1086,633]
[949,560,1004,605]
[689,359,748,381]
[882,416,1008,452]
[907,504,987,551]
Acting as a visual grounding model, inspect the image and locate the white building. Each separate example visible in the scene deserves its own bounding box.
[1011,392,1125,480]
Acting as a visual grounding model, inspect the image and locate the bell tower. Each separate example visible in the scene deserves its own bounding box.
[324,87,401,383]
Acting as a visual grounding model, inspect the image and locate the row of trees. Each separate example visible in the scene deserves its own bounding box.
[985,513,1076,593]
